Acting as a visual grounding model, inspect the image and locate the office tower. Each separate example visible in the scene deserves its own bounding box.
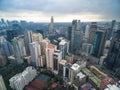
[12,37,26,63]
[70,63,80,83]
[53,50,62,73]
[89,22,97,44]
[46,44,57,70]
[106,20,116,40]
[105,30,120,71]
[24,30,32,55]
[82,43,93,56]
[85,25,90,41]
[59,60,67,78]
[32,33,43,42]
[67,26,72,41]
[92,28,107,57]
[63,63,72,79]
[49,16,54,34]
[0,36,13,58]
[6,30,18,42]
[29,41,41,67]
[59,39,70,59]
[0,75,7,90]
[71,20,82,53]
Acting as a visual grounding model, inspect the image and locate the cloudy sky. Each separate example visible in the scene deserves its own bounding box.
[0,0,120,22]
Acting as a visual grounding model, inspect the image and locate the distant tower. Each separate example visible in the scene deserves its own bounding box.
[85,25,90,40]
[89,22,97,44]
[70,20,82,54]
[49,16,54,34]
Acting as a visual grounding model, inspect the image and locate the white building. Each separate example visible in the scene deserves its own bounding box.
[59,39,70,59]
[53,50,62,74]
[70,63,80,83]
[0,75,7,90]
[85,25,90,40]
[9,66,37,90]
[29,41,41,67]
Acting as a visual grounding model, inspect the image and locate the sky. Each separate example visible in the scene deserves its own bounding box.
[0,0,120,22]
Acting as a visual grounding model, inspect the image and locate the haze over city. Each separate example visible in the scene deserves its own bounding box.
[0,0,120,22]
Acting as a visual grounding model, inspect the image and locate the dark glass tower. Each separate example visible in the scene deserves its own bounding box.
[105,30,120,71]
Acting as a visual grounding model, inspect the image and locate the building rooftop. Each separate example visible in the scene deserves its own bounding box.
[71,63,80,71]
[77,72,86,80]
[59,40,66,45]
[48,44,56,49]
[59,60,67,65]
[105,84,120,90]
[81,68,101,87]
[102,77,115,86]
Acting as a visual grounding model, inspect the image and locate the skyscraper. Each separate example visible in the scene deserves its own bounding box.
[12,37,26,63]
[85,25,90,41]
[24,30,32,55]
[70,20,82,54]
[59,39,70,59]
[92,28,107,57]
[89,22,97,44]
[29,41,41,67]
[105,29,120,71]
[53,50,62,73]
[32,33,43,42]
[49,16,54,34]
[46,44,57,70]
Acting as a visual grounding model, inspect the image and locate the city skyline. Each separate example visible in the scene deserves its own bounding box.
[0,0,120,22]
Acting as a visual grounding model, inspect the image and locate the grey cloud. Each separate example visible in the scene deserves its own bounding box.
[0,0,120,19]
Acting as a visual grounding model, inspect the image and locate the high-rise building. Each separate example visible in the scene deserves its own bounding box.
[41,38,50,55]
[92,28,107,57]
[82,43,93,56]
[59,60,67,78]
[70,20,82,53]
[9,67,37,90]
[53,50,62,73]
[6,30,18,42]
[49,16,54,34]
[70,63,80,83]
[46,44,57,70]
[67,26,72,41]
[59,39,70,59]
[24,30,32,55]
[32,33,43,42]
[0,75,7,90]
[105,29,120,71]
[12,37,26,63]
[29,41,41,67]
[106,20,116,40]
[0,36,13,58]
[89,22,97,44]
[84,25,90,41]
[63,63,72,79]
